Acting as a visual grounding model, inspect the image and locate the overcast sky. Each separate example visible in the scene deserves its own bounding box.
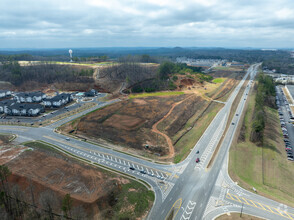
[1,0,294,48]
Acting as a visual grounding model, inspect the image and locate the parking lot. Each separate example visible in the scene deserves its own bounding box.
[276,86,294,161]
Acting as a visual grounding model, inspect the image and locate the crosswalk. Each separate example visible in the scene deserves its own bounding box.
[68,146,168,178]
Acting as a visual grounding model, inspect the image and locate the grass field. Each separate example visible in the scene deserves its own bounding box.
[229,86,294,207]
[129,91,185,99]
[216,213,263,220]
[114,181,154,219]
[212,78,226,83]
[213,66,243,71]
[282,87,294,105]
[0,133,15,143]
[173,102,224,163]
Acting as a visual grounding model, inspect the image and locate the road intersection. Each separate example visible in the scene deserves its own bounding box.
[0,63,292,219]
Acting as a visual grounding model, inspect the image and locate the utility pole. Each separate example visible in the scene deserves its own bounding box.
[240,202,244,217]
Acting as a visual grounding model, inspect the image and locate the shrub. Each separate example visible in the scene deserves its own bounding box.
[172,75,178,81]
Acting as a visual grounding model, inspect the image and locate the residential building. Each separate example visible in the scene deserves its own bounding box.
[7,103,45,116]
[0,100,16,114]
[84,89,98,97]
[43,93,72,108]
[14,91,46,103]
[0,90,12,99]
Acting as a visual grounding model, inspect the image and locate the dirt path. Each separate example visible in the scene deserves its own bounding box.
[151,95,193,159]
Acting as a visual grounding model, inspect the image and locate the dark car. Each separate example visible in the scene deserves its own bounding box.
[129,167,135,170]
[196,150,199,154]
[232,122,235,125]
[140,170,146,174]
[196,158,200,163]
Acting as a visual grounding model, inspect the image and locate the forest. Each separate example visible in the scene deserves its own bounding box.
[0,61,94,90]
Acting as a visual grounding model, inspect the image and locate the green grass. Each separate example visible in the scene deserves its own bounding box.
[216,213,263,220]
[213,66,240,71]
[113,181,154,219]
[229,87,294,207]
[173,102,223,163]
[0,133,16,142]
[212,78,225,83]
[129,91,184,99]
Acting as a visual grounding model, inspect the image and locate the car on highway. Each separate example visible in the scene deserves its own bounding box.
[196,158,200,163]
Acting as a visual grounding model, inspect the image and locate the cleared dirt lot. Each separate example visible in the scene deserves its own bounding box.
[0,143,154,219]
[60,67,246,162]
[62,95,206,159]
[207,67,245,101]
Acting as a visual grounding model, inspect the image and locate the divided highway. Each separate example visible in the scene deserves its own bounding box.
[0,63,292,220]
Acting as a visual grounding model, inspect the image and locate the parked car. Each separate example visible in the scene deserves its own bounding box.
[129,167,135,170]
[196,158,200,163]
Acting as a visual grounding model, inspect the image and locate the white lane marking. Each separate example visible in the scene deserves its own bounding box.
[180,200,197,220]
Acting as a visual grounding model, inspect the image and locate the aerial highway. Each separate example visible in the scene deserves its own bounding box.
[0,63,293,220]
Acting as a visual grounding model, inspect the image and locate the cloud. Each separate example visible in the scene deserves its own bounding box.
[0,0,294,48]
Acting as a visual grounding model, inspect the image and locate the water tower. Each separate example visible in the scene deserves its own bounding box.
[69,49,73,62]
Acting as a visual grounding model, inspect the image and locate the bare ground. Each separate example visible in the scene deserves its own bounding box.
[0,145,153,219]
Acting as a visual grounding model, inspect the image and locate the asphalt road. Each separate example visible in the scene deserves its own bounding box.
[0,63,293,220]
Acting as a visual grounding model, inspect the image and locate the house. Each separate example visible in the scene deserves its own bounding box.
[0,90,12,99]
[14,91,46,103]
[7,103,44,116]
[0,100,16,114]
[84,89,98,97]
[42,93,72,108]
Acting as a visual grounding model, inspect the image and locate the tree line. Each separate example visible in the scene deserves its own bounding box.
[0,165,88,220]
[251,73,276,143]
[0,61,94,86]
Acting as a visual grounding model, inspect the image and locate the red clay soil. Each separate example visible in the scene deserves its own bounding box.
[180,78,195,86]
[152,95,193,159]
[1,146,131,218]
[0,146,27,165]
[103,114,146,131]
[74,95,187,156]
